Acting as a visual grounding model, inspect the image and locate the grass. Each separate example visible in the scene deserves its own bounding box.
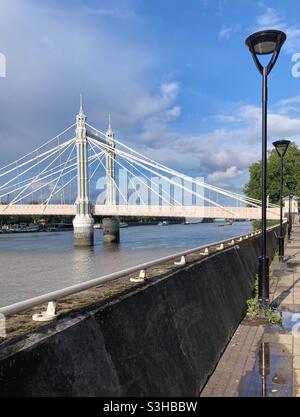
[246,275,282,325]
[252,220,280,232]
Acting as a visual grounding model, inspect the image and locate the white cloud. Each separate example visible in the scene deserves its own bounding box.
[165,106,181,119]
[2,1,300,196]
[134,82,181,145]
[218,24,241,40]
[143,98,300,191]
[207,166,244,183]
[277,95,300,107]
[213,114,239,123]
[254,6,300,53]
[132,82,180,121]
[256,7,282,27]
[0,0,181,166]
[161,82,180,98]
[83,7,140,21]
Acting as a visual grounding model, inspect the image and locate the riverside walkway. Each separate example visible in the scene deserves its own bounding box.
[201,224,300,397]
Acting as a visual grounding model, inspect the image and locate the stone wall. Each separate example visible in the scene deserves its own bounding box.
[0,226,280,397]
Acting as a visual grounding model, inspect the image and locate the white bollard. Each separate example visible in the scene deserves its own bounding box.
[200,247,209,255]
[130,269,146,283]
[174,256,186,266]
[32,301,59,322]
[216,243,224,250]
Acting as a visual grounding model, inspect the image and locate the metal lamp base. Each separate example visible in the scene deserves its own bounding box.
[278,236,284,262]
[258,255,269,309]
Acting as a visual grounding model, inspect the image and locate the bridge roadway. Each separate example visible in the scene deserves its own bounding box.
[0,204,280,220]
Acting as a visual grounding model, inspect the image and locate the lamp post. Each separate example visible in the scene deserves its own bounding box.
[273,140,290,261]
[286,181,294,239]
[245,30,286,308]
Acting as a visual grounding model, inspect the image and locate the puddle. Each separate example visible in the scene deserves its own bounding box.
[281,311,300,334]
[239,342,293,397]
[272,269,294,277]
[286,260,300,267]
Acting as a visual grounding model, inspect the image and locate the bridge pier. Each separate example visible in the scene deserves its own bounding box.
[102,118,119,244]
[73,214,94,247]
[73,99,94,247]
[102,217,120,243]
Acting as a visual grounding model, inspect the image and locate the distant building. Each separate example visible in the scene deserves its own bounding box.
[283,195,299,216]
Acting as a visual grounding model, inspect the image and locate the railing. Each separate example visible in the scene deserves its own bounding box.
[0,230,266,322]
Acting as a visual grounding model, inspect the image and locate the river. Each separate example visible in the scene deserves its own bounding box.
[0,221,253,307]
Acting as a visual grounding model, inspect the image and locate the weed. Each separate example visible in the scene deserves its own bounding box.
[246,275,282,325]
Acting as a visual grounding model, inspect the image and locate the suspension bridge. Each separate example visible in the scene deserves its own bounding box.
[0,101,280,245]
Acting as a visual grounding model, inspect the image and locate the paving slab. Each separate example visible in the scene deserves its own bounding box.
[200,224,300,397]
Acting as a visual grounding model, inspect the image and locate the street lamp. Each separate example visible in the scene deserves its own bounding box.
[245,30,286,308]
[273,140,290,261]
[286,181,294,239]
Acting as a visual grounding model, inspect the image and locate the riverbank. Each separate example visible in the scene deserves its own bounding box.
[0,225,279,396]
[0,222,253,307]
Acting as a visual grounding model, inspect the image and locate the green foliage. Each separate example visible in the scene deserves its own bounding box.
[252,220,279,231]
[246,297,259,319]
[244,142,300,204]
[246,275,282,324]
[265,308,282,325]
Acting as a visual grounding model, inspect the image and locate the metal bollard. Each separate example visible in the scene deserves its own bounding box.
[32,301,59,322]
[130,269,146,283]
[200,247,209,255]
[174,256,186,266]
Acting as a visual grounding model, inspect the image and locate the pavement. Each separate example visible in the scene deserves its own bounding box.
[200,223,300,397]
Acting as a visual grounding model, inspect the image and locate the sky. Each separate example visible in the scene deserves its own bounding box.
[1,0,300,193]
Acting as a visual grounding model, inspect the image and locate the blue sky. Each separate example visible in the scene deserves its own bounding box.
[1,0,300,192]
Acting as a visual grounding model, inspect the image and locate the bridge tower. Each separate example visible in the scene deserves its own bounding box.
[103,116,120,243]
[105,115,116,205]
[73,99,94,246]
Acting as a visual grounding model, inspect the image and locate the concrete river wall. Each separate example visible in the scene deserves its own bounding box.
[0,226,280,396]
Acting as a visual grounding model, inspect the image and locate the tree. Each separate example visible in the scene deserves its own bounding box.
[244,142,300,204]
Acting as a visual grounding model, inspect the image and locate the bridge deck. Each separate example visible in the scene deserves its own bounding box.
[0,204,280,220]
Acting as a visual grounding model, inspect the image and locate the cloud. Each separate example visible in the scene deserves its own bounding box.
[255,7,282,27]
[213,114,240,123]
[165,106,181,119]
[275,95,300,115]
[277,95,300,107]
[83,7,140,21]
[208,166,243,183]
[254,6,300,53]
[132,82,180,120]
[218,24,241,40]
[1,1,300,196]
[142,98,300,191]
[0,0,181,165]
[127,81,181,146]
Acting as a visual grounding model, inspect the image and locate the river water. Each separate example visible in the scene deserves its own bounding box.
[0,222,253,307]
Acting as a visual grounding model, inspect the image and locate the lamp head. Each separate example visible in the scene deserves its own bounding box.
[245,30,287,75]
[245,30,286,55]
[272,139,290,158]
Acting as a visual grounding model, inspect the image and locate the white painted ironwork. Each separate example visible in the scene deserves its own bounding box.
[0,107,281,221]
